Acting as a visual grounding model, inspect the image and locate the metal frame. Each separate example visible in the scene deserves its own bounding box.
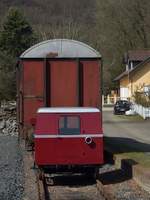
[20,57,101,61]
[78,59,84,106]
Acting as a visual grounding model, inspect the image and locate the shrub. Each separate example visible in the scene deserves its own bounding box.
[133,91,150,107]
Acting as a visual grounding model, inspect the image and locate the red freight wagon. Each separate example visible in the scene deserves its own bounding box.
[17,39,102,139]
[34,107,103,177]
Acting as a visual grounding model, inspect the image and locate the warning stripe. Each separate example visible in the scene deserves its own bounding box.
[34,134,103,139]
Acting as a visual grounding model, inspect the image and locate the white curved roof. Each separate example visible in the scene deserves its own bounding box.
[20,39,101,58]
[37,107,100,113]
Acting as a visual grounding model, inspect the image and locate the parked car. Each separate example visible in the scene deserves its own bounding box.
[114,100,131,115]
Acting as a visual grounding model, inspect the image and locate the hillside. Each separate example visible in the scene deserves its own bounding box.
[0,0,96,27]
[0,0,150,94]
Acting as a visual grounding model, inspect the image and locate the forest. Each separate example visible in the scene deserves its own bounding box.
[0,0,150,99]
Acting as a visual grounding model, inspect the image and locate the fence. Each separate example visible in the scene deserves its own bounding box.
[133,103,150,119]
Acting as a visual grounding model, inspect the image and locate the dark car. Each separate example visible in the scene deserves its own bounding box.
[114,100,130,115]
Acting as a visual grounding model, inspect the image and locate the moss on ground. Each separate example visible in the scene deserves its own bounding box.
[116,114,144,121]
[116,152,150,168]
[104,137,150,168]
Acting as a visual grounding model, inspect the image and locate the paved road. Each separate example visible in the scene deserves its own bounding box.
[103,107,150,152]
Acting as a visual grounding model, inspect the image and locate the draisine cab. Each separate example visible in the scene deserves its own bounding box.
[34,107,103,177]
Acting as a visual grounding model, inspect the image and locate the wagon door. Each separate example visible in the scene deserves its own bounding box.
[47,60,79,107]
[81,60,101,108]
[23,61,44,124]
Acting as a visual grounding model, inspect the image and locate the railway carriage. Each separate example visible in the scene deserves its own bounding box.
[17,39,103,175]
[34,107,103,175]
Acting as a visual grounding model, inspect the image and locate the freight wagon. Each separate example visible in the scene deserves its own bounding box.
[17,39,103,176]
[17,39,102,138]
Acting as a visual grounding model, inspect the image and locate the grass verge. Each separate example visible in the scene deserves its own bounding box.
[116,114,144,121]
[105,137,150,168]
[116,152,150,168]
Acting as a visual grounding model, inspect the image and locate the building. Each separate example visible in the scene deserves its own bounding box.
[115,50,150,100]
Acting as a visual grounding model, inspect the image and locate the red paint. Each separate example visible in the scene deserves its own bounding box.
[17,60,44,126]
[23,99,43,125]
[35,138,103,165]
[50,61,79,106]
[35,113,58,134]
[34,112,103,166]
[81,60,101,107]
[35,113,102,134]
[17,58,102,136]
[23,61,44,96]
[81,113,102,133]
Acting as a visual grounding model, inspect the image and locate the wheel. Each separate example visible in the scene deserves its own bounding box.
[45,177,54,186]
[85,167,99,179]
[93,167,99,179]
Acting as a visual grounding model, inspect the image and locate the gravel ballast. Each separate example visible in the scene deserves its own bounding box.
[0,135,24,200]
[99,164,150,200]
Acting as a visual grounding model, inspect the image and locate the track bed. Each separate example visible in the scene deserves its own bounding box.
[38,164,150,200]
[44,174,105,200]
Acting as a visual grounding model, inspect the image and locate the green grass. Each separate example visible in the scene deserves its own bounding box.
[116,114,144,121]
[105,137,150,168]
[103,104,114,107]
[117,152,150,168]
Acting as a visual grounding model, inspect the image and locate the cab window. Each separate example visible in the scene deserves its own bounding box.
[59,116,80,135]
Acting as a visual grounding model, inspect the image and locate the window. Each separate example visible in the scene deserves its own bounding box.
[59,116,80,135]
[144,85,150,96]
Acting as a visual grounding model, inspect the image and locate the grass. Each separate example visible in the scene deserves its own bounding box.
[104,137,150,168]
[116,114,144,121]
[117,152,150,168]
[103,104,114,107]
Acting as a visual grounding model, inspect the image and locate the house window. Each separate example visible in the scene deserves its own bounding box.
[144,85,150,96]
[59,116,80,135]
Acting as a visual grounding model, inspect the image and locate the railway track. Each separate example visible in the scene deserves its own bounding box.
[37,163,150,200]
[38,173,105,200]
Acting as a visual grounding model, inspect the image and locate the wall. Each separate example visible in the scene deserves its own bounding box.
[131,62,150,94]
[119,61,150,99]
[120,75,130,99]
[120,75,129,87]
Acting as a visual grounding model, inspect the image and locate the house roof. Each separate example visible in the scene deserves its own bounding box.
[115,56,150,81]
[20,39,101,58]
[114,71,128,81]
[124,50,150,63]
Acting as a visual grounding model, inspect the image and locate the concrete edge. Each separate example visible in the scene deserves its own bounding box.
[20,141,40,200]
[96,180,117,200]
[105,149,150,194]
[132,164,150,193]
[37,177,46,200]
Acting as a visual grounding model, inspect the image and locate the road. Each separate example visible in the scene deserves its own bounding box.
[103,107,150,152]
